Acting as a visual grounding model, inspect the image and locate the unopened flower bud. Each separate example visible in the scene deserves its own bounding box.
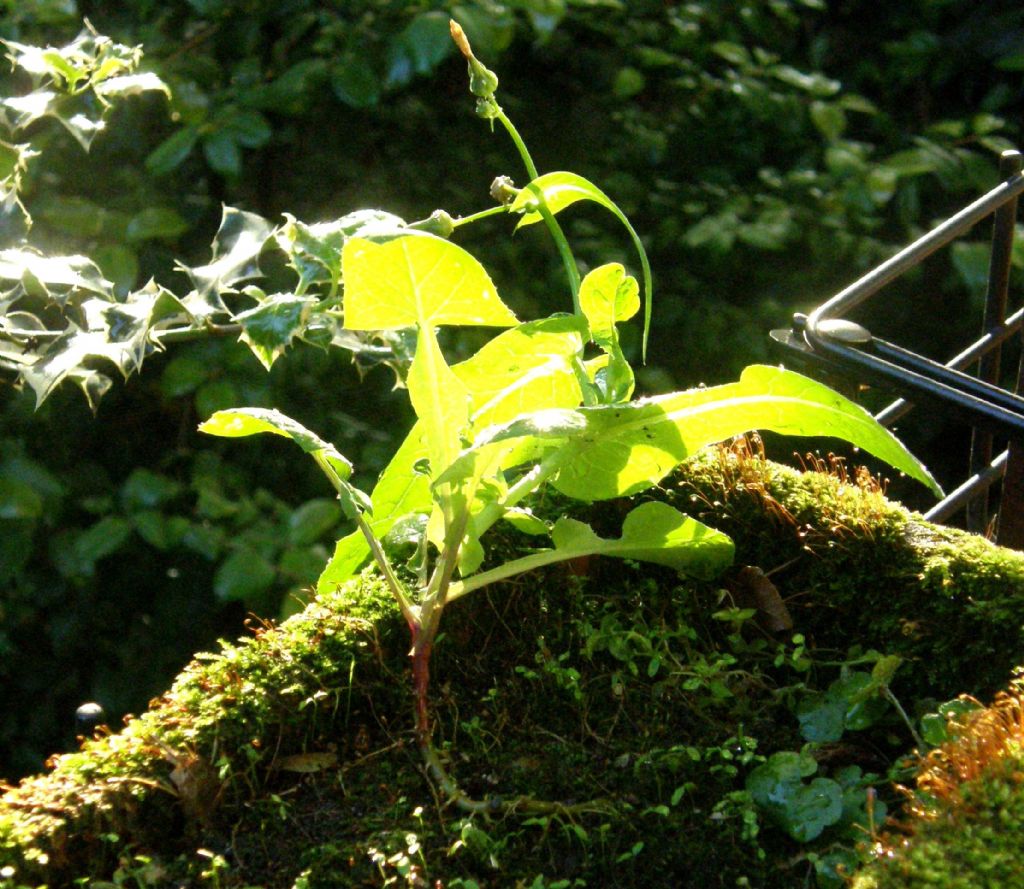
[408,209,455,238]
[490,176,519,206]
[450,20,499,100]
[475,96,500,121]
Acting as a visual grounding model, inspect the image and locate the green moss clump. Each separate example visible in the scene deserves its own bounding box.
[0,571,402,887]
[672,444,1024,701]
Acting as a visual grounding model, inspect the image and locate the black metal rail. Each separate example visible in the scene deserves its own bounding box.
[771,150,1024,547]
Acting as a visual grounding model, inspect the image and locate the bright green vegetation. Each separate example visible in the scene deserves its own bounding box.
[3,450,1024,888]
[853,755,1024,889]
[3,10,1024,888]
[191,24,937,817]
[3,2,1022,784]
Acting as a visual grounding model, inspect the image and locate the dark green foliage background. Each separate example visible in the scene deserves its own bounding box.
[2,0,1023,777]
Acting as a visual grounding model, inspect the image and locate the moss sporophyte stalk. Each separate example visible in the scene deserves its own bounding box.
[199,23,941,815]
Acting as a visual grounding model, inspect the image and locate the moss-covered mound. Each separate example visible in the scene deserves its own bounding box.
[3,445,1024,888]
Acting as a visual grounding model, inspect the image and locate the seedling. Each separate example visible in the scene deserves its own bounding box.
[201,24,940,812]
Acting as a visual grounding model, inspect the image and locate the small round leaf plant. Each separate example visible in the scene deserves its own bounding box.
[200,22,941,814]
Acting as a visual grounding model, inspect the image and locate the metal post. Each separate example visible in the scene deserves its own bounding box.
[968,150,1022,532]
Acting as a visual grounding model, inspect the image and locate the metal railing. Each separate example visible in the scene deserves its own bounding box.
[771,149,1024,547]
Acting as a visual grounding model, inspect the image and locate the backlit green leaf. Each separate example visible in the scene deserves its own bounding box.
[317,422,431,592]
[342,232,517,330]
[510,172,652,358]
[199,407,353,482]
[551,365,941,501]
[449,501,734,599]
[452,315,585,431]
[578,263,637,402]
[275,210,404,294]
[408,326,470,526]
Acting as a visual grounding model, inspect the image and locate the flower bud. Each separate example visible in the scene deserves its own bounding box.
[449,20,499,101]
[408,209,455,239]
[489,176,519,206]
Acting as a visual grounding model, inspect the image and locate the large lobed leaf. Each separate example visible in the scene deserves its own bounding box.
[448,501,735,600]
[441,365,941,502]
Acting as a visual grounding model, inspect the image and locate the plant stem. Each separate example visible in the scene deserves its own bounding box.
[470,451,566,544]
[451,205,508,229]
[494,108,539,180]
[495,107,581,312]
[884,686,926,750]
[311,451,416,626]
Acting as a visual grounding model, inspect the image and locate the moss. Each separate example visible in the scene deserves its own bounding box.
[672,444,1024,701]
[3,450,1024,888]
[851,687,1024,889]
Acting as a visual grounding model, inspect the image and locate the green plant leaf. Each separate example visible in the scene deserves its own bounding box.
[452,315,586,431]
[449,502,734,599]
[93,71,168,100]
[510,171,652,358]
[317,422,431,592]
[578,263,639,344]
[0,248,112,298]
[179,206,274,317]
[578,263,637,402]
[551,365,942,501]
[274,210,404,294]
[318,319,584,590]
[407,326,470,522]
[145,126,199,175]
[746,751,842,842]
[0,478,43,519]
[60,516,132,576]
[198,408,352,482]
[120,468,182,511]
[203,129,242,177]
[385,11,453,88]
[342,232,517,330]
[236,293,316,370]
[214,547,276,604]
[778,778,844,842]
[331,54,380,109]
[796,693,846,743]
[125,207,189,242]
[287,498,341,546]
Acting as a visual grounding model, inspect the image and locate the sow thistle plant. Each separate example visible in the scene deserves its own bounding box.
[198,24,941,813]
[1,25,940,813]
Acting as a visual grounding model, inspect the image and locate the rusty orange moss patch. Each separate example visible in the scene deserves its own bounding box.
[853,682,1024,889]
